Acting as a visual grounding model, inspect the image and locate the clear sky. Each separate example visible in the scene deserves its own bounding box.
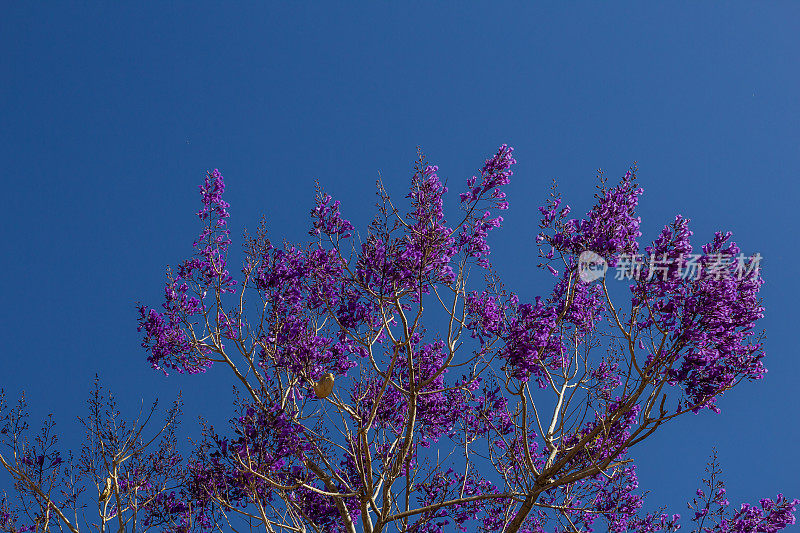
[2,2,798,525]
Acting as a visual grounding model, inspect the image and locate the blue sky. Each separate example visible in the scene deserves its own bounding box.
[2,2,798,525]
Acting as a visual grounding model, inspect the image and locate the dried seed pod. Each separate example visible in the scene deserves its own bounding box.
[99,476,113,502]
[313,372,335,399]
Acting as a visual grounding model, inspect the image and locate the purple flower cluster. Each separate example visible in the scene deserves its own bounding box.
[538,170,643,265]
[253,243,365,386]
[465,269,604,383]
[459,144,514,206]
[354,164,459,300]
[311,189,354,239]
[632,219,766,412]
[180,401,343,529]
[137,170,236,375]
[715,495,799,532]
[457,144,515,266]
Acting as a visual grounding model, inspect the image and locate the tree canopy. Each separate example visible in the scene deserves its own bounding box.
[2,146,796,533]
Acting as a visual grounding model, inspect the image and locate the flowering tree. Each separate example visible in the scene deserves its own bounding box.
[1,146,796,533]
[134,146,796,533]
